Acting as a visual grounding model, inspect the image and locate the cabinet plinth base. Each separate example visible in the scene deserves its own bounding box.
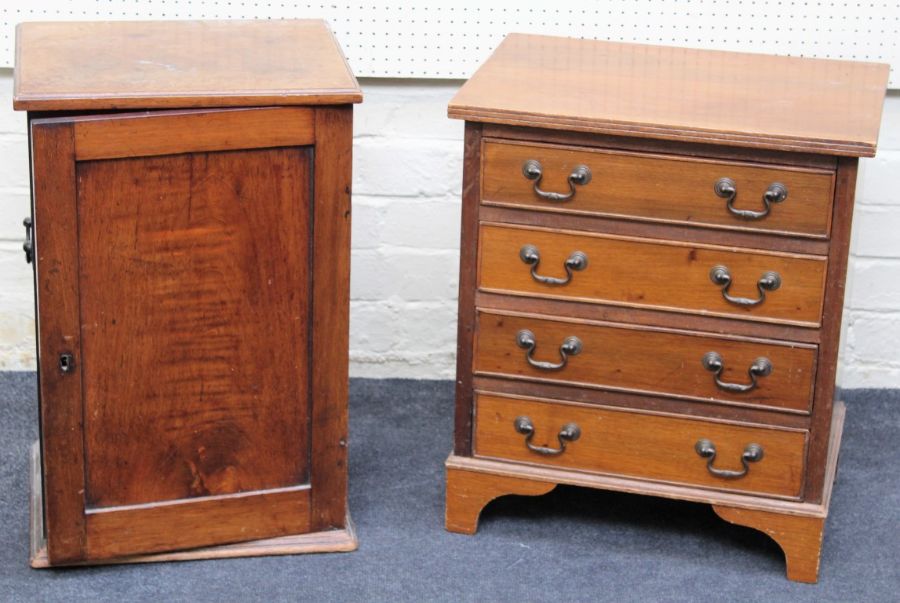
[28,441,358,568]
[446,401,844,583]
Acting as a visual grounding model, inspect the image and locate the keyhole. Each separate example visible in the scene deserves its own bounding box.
[59,353,75,373]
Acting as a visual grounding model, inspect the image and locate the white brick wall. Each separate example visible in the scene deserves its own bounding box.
[0,69,897,387]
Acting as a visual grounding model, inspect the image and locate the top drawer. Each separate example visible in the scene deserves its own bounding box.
[482,141,835,239]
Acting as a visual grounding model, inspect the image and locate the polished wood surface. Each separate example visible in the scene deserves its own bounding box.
[32,121,86,564]
[445,466,555,535]
[474,310,817,413]
[30,443,357,568]
[478,223,828,326]
[450,35,889,156]
[71,107,316,160]
[482,140,835,238]
[14,20,362,110]
[77,147,311,508]
[473,393,807,498]
[29,102,355,563]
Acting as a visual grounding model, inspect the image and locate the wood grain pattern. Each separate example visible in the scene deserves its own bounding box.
[449,401,842,517]
[72,107,315,160]
[473,393,808,498]
[14,20,362,110]
[712,505,825,583]
[30,120,87,564]
[29,440,354,567]
[450,35,889,156]
[445,465,556,535]
[479,223,828,326]
[803,157,860,502]
[78,147,312,508]
[309,106,353,532]
[454,123,484,456]
[474,310,818,413]
[482,140,835,238]
[84,488,310,560]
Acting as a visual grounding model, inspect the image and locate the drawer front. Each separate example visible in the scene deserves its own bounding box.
[482,141,835,238]
[475,311,817,413]
[474,393,807,498]
[479,223,827,326]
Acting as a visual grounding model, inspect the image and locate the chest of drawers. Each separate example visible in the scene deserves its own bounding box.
[444,34,889,583]
[15,20,361,566]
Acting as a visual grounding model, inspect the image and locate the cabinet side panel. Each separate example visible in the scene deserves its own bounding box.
[309,106,353,530]
[31,120,87,563]
[454,122,483,455]
[804,156,859,502]
[77,147,312,508]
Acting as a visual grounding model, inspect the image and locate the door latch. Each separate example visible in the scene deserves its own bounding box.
[23,217,33,264]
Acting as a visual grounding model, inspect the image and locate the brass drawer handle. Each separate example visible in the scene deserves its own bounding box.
[709,265,781,307]
[519,244,588,286]
[516,329,582,371]
[514,416,581,456]
[714,177,788,220]
[23,217,33,264]
[522,159,592,202]
[702,352,772,393]
[695,439,764,479]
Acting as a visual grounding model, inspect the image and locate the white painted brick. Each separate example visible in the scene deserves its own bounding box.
[845,312,900,368]
[839,364,900,388]
[0,188,32,241]
[355,79,464,141]
[350,200,383,250]
[350,249,459,302]
[379,197,461,249]
[847,259,900,310]
[0,70,27,135]
[850,206,900,258]
[875,93,900,150]
[353,138,462,198]
[350,300,457,355]
[856,150,900,206]
[0,134,31,192]
[0,243,35,370]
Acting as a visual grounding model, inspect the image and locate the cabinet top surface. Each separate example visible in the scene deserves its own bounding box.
[449,34,890,157]
[13,19,362,111]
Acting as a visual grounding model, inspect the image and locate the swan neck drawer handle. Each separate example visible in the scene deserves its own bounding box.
[514,416,581,456]
[516,329,582,371]
[709,265,781,307]
[702,352,772,393]
[519,244,588,286]
[695,439,764,479]
[522,159,592,202]
[714,177,788,220]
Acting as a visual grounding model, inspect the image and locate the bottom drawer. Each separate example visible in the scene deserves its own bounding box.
[474,393,807,498]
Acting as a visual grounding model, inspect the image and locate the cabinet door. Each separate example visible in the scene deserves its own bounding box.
[30,107,351,563]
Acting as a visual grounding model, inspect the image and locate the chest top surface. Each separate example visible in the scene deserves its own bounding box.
[14,19,362,111]
[449,34,889,157]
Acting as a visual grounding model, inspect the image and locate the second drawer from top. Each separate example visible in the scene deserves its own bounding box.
[479,223,828,327]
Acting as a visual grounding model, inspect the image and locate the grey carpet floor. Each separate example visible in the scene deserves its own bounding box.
[0,373,898,602]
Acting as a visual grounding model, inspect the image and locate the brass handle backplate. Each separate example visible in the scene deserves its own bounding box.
[516,329,582,371]
[714,177,788,220]
[522,159,592,202]
[709,265,781,307]
[519,244,588,286]
[702,352,772,393]
[695,438,764,479]
[514,416,581,456]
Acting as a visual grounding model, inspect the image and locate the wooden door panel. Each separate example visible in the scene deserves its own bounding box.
[77,148,312,508]
[31,107,333,562]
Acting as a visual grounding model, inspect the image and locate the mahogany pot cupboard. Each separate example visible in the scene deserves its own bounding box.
[444,34,889,583]
[15,19,361,566]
